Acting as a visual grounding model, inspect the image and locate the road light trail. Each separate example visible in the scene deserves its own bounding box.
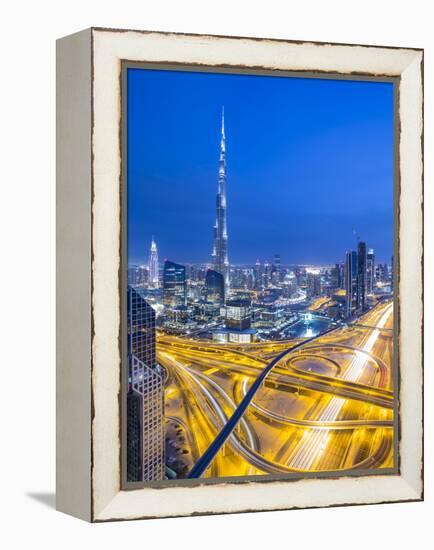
[187,326,338,478]
[165,354,343,475]
[175,348,392,475]
[182,366,258,452]
[166,365,223,476]
[161,353,262,471]
[287,303,393,470]
[161,300,394,476]
[164,342,393,408]
[241,378,393,430]
[165,354,298,474]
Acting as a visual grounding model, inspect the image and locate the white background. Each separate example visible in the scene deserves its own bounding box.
[0,0,431,548]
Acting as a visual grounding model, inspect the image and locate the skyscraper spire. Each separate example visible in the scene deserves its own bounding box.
[212,107,229,289]
[148,236,159,287]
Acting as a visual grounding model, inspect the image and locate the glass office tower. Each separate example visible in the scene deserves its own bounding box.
[163,260,187,307]
[127,286,165,481]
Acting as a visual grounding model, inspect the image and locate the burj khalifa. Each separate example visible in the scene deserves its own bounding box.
[211,107,229,288]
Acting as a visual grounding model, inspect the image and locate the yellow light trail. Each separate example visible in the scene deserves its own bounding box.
[160,300,394,476]
[287,303,393,470]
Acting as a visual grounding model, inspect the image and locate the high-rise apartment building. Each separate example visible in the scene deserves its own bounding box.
[127,286,164,482]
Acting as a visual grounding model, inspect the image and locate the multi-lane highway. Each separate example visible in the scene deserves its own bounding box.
[159,300,395,478]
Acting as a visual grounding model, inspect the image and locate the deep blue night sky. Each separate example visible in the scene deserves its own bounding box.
[127,68,394,266]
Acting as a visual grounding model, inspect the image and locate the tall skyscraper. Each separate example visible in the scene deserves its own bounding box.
[211,108,229,288]
[345,251,357,318]
[163,260,186,307]
[331,263,343,289]
[254,259,262,290]
[356,241,367,310]
[148,237,159,287]
[339,263,345,289]
[282,271,297,298]
[306,269,322,298]
[205,269,225,305]
[127,286,164,482]
[376,263,388,283]
[366,248,375,294]
[263,261,270,288]
[273,254,281,283]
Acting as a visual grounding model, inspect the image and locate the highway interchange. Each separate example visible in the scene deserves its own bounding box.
[159,300,395,478]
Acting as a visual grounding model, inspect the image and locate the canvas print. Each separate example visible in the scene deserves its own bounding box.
[124,66,395,483]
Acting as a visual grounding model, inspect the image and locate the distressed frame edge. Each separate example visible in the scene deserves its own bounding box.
[95,478,422,523]
[90,25,424,54]
[90,28,423,522]
[395,51,424,500]
[56,27,93,522]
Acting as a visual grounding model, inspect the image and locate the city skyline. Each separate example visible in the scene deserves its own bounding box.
[128,236,391,269]
[125,66,395,484]
[127,68,394,265]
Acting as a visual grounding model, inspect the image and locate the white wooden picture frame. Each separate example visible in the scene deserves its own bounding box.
[56,27,423,522]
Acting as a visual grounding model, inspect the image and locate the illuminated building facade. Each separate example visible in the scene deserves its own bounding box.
[212,298,256,343]
[366,248,375,294]
[357,241,367,310]
[273,254,281,283]
[226,299,252,331]
[211,108,229,288]
[205,269,225,305]
[127,286,165,482]
[376,263,389,283]
[128,264,148,287]
[282,271,297,298]
[345,251,358,318]
[163,260,186,307]
[331,263,343,289]
[148,237,159,287]
[254,259,262,290]
[306,269,322,298]
[263,261,270,288]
